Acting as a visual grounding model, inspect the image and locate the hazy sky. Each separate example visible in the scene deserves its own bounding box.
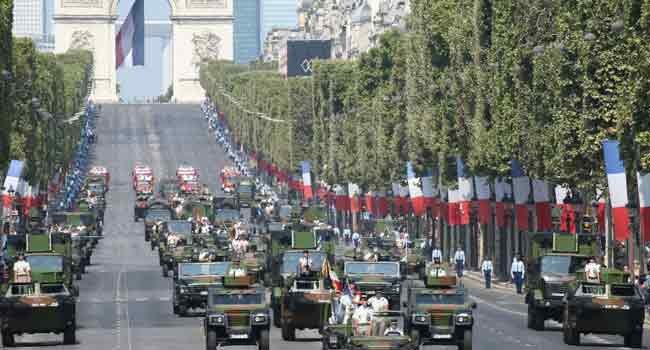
[116,1,171,100]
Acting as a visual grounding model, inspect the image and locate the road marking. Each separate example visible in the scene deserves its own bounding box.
[135,297,149,302]
[159,297,171,302]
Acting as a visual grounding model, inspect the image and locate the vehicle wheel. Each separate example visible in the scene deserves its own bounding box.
[273,305,281,328]
[177,305,187,317]
[527,304,544,331]
[63,326,76,345]
[1,331,14,347]
[145,232,150,242]
[563,324,579,345]
[624,330,643,348]
[162,265,169,277]
[76,271,82,280]
[80,263,86,274]
[258,329,269,350]
[410,329,421,347]
[458,330,472,350]
[281,320,295,341]
[173,304,179,314]
[206,329,217,350]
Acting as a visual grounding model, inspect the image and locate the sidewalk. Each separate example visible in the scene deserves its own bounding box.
[463,270,516,293]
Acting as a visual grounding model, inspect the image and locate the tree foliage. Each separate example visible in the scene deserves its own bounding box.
[201,0,650,199]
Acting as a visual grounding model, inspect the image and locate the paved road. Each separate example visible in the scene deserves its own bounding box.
[10,104,647,349]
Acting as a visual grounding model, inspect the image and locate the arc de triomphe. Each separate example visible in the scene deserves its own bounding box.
[54,0,234,103]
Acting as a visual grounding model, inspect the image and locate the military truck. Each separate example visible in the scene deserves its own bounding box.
[157,220,193,268]
[214,193,238,210]
[203,272,270,350]
[214,209,241,231]
[161,236,199,278]
[134,194,151,221]
[24,234,79,292]
[321,310,418,350]
[343,261,402,310]
[563,269,644,347]
[159,178,180,204]
[143,200,172,243]
[405,263,476,350]
[271,230,326,327]
[234,177,256,208]
[179,198,215,222]
[0,277,77,346]
[525,233,598,330]
[173,262,230,316]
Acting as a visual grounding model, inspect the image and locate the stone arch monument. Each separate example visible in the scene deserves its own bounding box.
[54,0,234,103]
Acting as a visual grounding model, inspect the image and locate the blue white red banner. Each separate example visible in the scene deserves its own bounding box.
[116,0,145,68]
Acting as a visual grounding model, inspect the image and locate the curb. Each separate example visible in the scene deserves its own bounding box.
[463,272,516,293]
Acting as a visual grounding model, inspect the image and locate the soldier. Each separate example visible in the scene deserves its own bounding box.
[510,255,525,294]
[167,232,181,247]
[383,319,404,336]
[481,256,493,289]
[352,295,372,336]
[584,257,601,282]
[13,253,32,283]
[298,250,313,274]
[453,247,466,277]
[431,244,442,264]
[367,291,389,313]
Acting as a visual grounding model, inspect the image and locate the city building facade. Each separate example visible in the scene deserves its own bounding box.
[13,0,54,52]
[234,0,262,64]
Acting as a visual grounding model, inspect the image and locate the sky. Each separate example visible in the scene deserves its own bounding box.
[116,1,171,100]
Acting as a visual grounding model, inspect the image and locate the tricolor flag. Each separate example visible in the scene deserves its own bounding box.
[511,160,531,231]
[301,161,313,200]
[348,183,361,213]
[334,185,349,212]
[596,189,606,234]
[555,185,576,234]
[475,176,491,225]
[448,188,460,225]
[456,157,474,225]
[365,191,375,216]
[602,140,630,241]
[494,178,507,228]
[116,0,145,68]
[376,190,389,218]
[532,180,552,231]
[638,172,650,241]
[421,169,436,216]
[399,182,410,215]
[407,162,425,216]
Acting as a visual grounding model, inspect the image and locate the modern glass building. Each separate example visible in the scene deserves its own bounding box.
[261,0,298,48]
[13,0,46,38]
[234,0,262,65]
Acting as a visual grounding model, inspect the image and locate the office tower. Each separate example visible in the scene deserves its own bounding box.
[234,0,261,64]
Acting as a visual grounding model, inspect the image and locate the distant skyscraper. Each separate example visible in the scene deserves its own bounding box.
[234,0,261,64]
[261,0,298,47]
[13,0,46,38]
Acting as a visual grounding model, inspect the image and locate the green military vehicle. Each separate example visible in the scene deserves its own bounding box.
[234,177,256,208]
[159,178,180,205]
[157,220,193,262]
[214,193,238,210]
[563,269,644,347]
[0,271,77,346]
[405,263,476,349]
[214,209,240,232]
[204,271,270,350]
[344,261,403,310]
[173,261,230,316]
[134,194,151,222]
[271,231,326,327]
[525,233,598,330]
[161,236,199,278]
[321,310,418,350]
[144,200,172,244]
[27,233,80,287]
[179,198,215,222]
[51,212,98,267]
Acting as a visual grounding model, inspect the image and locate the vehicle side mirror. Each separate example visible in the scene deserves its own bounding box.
[471,302,477,309]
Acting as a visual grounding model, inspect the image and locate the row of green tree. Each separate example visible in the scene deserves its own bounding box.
[200,0,650,201]
[1,2,93,188]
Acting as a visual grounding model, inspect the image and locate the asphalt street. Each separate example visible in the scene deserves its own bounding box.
[9,104,648,349]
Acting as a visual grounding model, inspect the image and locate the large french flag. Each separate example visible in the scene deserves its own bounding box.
[494,178,507,228]
[115,0,145,68]
[421,170,436,217]
[407,162,425,216]
[511,160,530,231]
[348,183,361,213]
[603,140,630,241]
[596,189,606,234]
[301,161,313,200]
[532,180,552,231]
[456,157,474,225]
[555,185,575,233]
[448,188,460,225]
[475,176,491,225]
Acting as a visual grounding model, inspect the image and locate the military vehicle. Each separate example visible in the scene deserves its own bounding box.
[344,261,402,310]
[51,212,98,267]
[563,269,644,347]
[161,235,197,278]
[525,233,598,330]
[235,178,256,208]
[279,265,333,340]
[203,272,270,350]
[134,194,151,222]
[0,276,77,346]
[173,262,230,316]
[321,310,418,350]
[159,178,180,204]
[214,208,241,231]
[214,193,238,210]
[179,198,214,222]
[405,264,476,349]
[158,220,194,272]
[271,231,326,327]
[143,200,172,243]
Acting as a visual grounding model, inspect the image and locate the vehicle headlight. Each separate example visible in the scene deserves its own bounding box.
[455,313,472,325]
[413,314,429,324]
[179,287,187,294]
[253,313,267,323]
[50,302,59,307]
[329,335,338,345]
[208,314,225,325]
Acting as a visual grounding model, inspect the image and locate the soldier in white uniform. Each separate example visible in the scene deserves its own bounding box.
[367,291,389,313]
[13,253,31,283]
[584,258,601,282]
[352,296,372,336]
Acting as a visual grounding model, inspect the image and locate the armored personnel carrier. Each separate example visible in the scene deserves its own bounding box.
[343,261,402,310]
[203,270,269,350]
[525,233,598,330]
[563,268,644,347]
[143,200,172,243]
[173,262,230,316]
[405,263,476,349]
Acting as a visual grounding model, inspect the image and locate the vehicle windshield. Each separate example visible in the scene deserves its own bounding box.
[268,223,284,232]
[146,209,171,221]
[540,255,589,275]
[215,210,240,221]
[166,221,192,234]
[212,293,263,305]
[282,251,325,274]
[345,262,400,276]
[41,283,65,294]
[279,206,292,218]
[26,255,64,272]
[611,284,637,297]
[181,175,197,181]
[180,262,230,277]
[416,293,466,305]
